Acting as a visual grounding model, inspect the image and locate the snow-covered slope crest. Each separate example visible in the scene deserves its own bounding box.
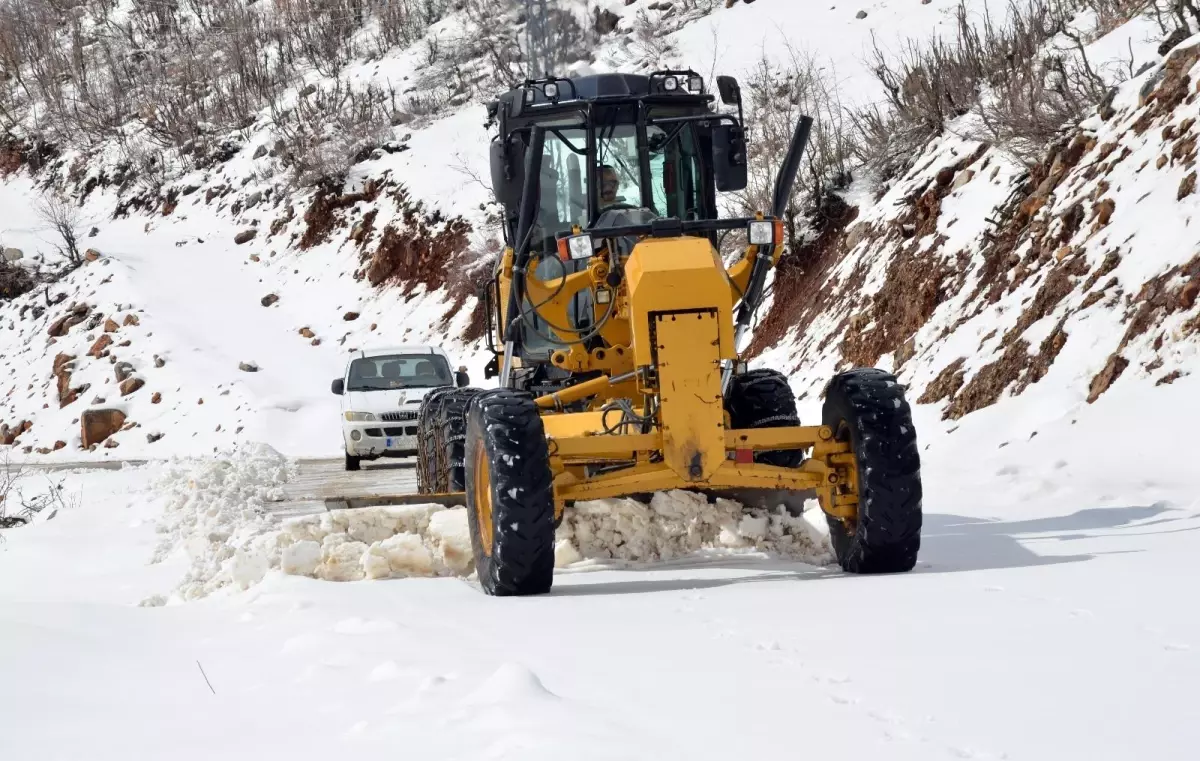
[757,29,1200,436]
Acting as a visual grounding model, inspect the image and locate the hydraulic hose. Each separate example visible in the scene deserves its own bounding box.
[500,125,546,387]
[723,115,813,392]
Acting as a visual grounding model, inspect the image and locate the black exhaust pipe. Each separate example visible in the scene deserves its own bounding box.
[723,115,813,392]
[771,115,813,219]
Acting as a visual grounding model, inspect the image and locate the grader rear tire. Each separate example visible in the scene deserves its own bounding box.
[822,368,922,573]
[437,388,483,492]
[726,368,805,468]
[464,390,556,596]
[416,388,455,493]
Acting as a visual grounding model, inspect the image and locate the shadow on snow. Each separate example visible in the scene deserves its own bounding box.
[550,502,1196,596]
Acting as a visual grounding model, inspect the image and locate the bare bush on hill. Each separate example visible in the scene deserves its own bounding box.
[0,0,453,182]
[737,50,857,256]
[270,79,393,186]
[35,193,84,268]
[0,254,36,301]
[0,453,76,531]
[857,0,1184,176]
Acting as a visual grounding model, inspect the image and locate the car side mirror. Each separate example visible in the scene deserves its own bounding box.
[455,367,470,388]
[331,378,345,395]
[712,124,748,192]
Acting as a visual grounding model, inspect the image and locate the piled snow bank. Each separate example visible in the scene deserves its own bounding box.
[146,444,295,602]
[276,490,834,583]
[144,447,471,598]
[278,505,473,581]
[557,490,834,568]
[146,451,833,602]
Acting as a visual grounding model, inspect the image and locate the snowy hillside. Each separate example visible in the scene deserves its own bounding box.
[1,0,1060,459]
[756,20,1200,428]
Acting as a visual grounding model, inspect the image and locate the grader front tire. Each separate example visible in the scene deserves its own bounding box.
[438,388,483,492]
[822,368,922,573]
[726,368,805,468]
[464,390,556,596]
[416,387,455,493]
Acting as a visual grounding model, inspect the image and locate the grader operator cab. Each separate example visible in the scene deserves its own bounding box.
[417,71,923,595]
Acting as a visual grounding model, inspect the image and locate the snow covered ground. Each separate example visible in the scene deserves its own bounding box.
[3,1,1200,756]
[3,382,1198,760]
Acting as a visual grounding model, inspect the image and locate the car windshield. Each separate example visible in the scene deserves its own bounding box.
[346,354,452,391]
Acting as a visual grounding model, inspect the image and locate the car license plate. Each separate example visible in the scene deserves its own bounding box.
[385,437,393,447]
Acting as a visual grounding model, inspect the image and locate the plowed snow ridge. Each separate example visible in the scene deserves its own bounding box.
[145,449,833,602]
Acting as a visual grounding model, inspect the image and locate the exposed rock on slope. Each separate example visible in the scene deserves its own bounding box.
[757,37,1200,420]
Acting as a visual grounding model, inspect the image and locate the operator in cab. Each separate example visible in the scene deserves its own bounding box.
[599,164,626,209]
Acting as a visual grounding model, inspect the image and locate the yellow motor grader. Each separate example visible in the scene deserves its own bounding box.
[417,71,922,595]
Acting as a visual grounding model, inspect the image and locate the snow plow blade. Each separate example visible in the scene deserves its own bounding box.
[323,492,466,511]
[704,488,815,516]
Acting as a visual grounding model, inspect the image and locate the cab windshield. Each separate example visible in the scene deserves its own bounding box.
[532,120,704,246]
[522,119,705,357]
[346,354,452,391]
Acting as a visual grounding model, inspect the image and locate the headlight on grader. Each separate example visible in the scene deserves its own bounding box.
[748,219,783,246]
[557,233,595,262]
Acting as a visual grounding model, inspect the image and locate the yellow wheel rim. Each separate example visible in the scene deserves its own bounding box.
[473,444,494,557]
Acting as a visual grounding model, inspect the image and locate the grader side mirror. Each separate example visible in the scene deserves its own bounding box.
[716,75,742,107]
[455,367,470,387]
[490,138,525,211]
[712,124,748,192]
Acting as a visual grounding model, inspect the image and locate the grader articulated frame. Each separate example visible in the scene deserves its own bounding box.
[417,72,922,595]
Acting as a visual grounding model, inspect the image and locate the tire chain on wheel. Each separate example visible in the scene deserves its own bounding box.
[822,368,922,573]
[725,368,805,468]
[439,387,484,492]
[465,390,556,596]
[416,387,455,494]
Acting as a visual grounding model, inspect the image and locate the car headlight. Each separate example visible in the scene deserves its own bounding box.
[344,411,377,422]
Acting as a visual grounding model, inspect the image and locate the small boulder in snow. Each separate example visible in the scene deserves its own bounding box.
[856,10,868,18]
[81,408,126,447]
[260,293,279,307]
[343,311,360,321]
[119,377,145,396]
[234,229,258,245]
[238,361,259,372]
[87,334,112,357]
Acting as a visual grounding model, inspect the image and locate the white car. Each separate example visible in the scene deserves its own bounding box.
[331,345,469,471]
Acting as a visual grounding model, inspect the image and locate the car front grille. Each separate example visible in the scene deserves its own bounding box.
[384,426,417,437]
[380,410,418,422]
